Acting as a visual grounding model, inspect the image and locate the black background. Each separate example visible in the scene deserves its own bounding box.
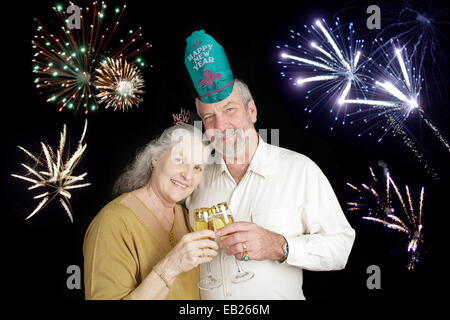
[1,0,448,306]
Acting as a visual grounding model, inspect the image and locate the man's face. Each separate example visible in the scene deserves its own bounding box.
[197,85,257,158]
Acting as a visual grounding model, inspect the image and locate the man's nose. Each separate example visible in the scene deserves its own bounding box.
[213,113,229,132]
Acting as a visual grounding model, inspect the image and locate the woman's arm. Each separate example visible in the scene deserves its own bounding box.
[84,206,217,300]
[129,230,218,300]
[130,268,172,300]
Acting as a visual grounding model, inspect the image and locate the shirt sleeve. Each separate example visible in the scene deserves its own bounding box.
[83,207,138,300]
[284,160,356,271]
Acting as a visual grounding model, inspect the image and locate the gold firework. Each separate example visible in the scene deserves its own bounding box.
[93,57,144,111]
[11,120,90,222]
[347,162,425,270]
[32,2,151,114]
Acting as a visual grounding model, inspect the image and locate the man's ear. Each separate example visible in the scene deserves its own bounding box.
[247,99,257,124]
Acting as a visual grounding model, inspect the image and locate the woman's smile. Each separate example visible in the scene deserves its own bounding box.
[170,178,189,190]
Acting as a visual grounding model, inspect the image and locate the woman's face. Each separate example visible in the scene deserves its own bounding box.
[150,135,210,204]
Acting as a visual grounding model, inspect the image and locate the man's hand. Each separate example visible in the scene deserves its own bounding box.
[216,222,285,261]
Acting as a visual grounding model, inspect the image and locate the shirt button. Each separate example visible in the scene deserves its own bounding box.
[226,292,232,298]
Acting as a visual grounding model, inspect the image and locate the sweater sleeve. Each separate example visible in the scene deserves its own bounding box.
[83,206,138,300]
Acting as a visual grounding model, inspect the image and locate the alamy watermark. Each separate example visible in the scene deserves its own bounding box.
[66,264,82,290]
[366,5,381,30]
[66,5,81,30]
[366,265,381,290]
[170,121,280,167]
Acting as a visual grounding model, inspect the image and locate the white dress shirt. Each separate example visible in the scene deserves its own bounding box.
[185,136,356,300]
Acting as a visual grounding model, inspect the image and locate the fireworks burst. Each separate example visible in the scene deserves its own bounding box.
[93,57,144,111]
[343,46,419,110]
[275,13,449,180]
[373,0,450,83]
[32,1,151,114]
[277,17,372,130]
[342,41,422,130]
[347,161,425,270]
[341,39,448,178]
[11,120,90,223]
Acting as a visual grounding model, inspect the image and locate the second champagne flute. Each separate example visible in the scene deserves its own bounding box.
[212,202,255,284]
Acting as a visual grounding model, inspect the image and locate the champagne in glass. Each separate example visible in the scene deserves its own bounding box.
[211,204,234,240]
[193,208,222,290]
[212,202,255,284]
[193,208,209,239]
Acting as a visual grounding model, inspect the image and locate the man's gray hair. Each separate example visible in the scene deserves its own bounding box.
[233,79,253,109]
[112,124,208,196]
[195,79,253,116]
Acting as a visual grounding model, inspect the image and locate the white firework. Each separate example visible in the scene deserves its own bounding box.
[277,17,372,129]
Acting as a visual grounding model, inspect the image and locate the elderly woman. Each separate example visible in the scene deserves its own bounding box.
[83,124,218,300]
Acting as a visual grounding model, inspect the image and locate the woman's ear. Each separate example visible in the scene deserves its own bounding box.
[151,158,158,170]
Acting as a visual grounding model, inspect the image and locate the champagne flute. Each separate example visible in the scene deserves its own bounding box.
[193,208,222,290]
[212,202,255,283]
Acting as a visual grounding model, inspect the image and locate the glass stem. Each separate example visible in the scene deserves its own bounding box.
[234,258,244,274]
[206,262,213,278]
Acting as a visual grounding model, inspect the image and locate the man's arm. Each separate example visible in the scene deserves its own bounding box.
[217,161,356,271]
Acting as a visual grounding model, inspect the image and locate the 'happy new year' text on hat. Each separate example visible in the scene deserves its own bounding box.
[185,30,234,104]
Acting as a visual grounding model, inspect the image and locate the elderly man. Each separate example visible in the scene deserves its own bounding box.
[185,30,355,300]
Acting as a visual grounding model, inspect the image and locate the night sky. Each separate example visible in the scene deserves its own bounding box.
[2,0,448,305]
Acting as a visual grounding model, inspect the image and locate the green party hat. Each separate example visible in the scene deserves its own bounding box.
[185,30,234,103]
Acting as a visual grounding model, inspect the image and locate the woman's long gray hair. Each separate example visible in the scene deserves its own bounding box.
[112,124,208,196]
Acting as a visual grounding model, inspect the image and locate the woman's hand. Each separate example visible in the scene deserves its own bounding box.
[156,229,218,282]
